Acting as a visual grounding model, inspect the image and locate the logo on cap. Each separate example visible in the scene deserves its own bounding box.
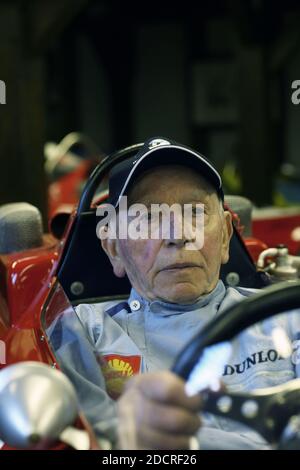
[148,138,171,149]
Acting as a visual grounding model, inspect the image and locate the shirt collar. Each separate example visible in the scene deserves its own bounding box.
[127,280,226,316]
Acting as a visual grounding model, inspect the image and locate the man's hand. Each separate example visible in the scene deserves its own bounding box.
[117,371,201,450]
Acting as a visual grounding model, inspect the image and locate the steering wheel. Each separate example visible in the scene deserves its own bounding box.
[172,280,300,449]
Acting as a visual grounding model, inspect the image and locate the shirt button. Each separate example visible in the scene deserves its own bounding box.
[130,300,141,311]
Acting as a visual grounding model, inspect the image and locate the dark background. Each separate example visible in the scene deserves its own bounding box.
[0,0,300,218]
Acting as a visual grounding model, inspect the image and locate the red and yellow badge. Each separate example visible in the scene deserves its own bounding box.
[97,354,141,400]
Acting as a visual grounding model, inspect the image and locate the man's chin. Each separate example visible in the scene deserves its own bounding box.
[156,284,205,305]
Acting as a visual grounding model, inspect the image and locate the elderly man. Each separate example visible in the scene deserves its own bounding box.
[49,137,297,450]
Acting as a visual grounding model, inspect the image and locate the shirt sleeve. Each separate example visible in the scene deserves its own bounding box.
[47,305,118,446]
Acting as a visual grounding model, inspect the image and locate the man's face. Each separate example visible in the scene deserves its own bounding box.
[102,165,232,304]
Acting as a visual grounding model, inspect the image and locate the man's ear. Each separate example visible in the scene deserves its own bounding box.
[221,211,233,264]
[100,226,126,278]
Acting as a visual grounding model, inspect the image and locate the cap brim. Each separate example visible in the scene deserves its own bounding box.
[111,145,223,207]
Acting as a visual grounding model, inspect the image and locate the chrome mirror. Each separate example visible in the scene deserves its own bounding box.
[0,362,87,449]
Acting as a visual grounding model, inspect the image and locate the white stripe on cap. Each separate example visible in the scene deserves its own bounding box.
[116,144,222,208]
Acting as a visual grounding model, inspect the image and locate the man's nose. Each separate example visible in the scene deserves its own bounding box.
[164,212,193,247]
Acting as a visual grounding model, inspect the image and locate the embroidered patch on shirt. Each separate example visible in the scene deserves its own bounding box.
[97,354,141,399]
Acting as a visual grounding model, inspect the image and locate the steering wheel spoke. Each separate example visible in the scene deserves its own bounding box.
[201,379,300,444]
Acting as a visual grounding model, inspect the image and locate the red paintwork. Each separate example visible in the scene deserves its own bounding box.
[0,208,78,357]
[0,235,60,368]
[48,160,93,219]
[0,235,59,327]
[253,213,300,255]
[0,208,99,448]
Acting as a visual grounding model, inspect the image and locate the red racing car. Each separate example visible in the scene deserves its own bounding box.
[0,144,299,450]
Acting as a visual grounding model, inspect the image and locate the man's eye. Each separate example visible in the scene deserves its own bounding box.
[192,207,204,215]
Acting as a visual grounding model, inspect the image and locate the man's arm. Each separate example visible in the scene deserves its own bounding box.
[117,371,270,450]
[47,308,119,446]
[117,371,201,450]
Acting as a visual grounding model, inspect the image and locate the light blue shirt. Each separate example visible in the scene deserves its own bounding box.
[48,280,300,449]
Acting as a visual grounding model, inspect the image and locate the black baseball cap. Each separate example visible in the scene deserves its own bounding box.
[108,137,224,207]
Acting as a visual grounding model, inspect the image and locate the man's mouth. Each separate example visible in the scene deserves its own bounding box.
[161,263,200,271]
